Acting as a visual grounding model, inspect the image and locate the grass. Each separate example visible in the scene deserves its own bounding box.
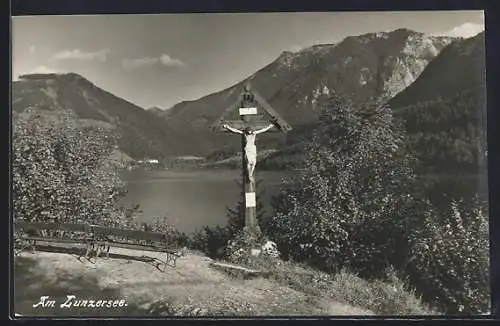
[224,255,439,316]
[329,269,437,315]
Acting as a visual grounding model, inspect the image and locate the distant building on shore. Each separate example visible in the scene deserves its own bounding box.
[137,158,159,164]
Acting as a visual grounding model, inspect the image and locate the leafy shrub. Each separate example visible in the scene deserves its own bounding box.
[189,178,267,259]
[139,216,191,247]
[189,224,232,258]
[408,197,490,314]
[266,94,416,278]
[13,109,127,226]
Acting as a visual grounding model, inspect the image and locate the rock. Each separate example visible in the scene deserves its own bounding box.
[261,241,280,258]
[250,248,261,256]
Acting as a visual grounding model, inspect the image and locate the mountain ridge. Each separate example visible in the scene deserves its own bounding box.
[387,31,486,174]
[12,28,473,162]
[12,73,185,160]
[161,28,457,156]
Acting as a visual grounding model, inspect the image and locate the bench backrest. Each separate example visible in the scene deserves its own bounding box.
[57,223,92,233]
[14,220,170,244]
[15,220,57,232]
[92,225,168,243]
[14,221,90,233]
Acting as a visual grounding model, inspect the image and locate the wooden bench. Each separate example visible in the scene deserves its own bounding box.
[14,220,94,260]
[13,220,185,271]
[91,225,185,271]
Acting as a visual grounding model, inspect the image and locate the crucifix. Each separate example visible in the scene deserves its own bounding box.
[212,83,292,236]
[222,123,275,183]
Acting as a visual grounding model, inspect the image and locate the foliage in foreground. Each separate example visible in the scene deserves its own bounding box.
[265,94,416,278]
[408,197,490,314]
[261,94,489,314]
[188,178,267,259]
[136,215,191,247]
[13,109,128,226]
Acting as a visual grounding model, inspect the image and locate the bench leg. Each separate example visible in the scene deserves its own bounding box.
[104,242,110,260]
[169,253,177,268]
[94,244,102,262]
[82,240,93,260]
[30,240,36,253]
[87,241,99,264]
[162,253,171,272]
[14,239,24,256]
[14,239,24,255]
[14,239,42,255]
[162,252,178,271]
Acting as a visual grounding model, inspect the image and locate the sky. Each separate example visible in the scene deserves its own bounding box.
[12,11,484,109]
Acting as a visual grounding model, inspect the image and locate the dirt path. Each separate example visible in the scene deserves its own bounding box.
[14,246,373,317]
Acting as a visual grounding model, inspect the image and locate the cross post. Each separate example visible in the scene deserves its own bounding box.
[212,83,291,238]
[241,86,259,236]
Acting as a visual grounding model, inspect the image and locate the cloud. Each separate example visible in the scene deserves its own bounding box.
[122,54,185,69]
[13,65,61,81]
[437,23,484,38]
[53,48,110,62]
[122,57,158,69]
[159,54,185,67]
[29,45,36,54]
[29,65,59,74]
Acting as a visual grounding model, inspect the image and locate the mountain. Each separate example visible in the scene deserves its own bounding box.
[161,28,455,156]
[388,32,486,175]
[146,106,165,117]
[12,73,185,160]
[389,32,485,107]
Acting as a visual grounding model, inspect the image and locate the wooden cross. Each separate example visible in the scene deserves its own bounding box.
[211,83,292,236]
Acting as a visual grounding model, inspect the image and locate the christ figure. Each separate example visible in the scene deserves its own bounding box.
[223,123,275,182]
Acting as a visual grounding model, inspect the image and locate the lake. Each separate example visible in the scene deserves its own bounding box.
[120,169,489,235]
[120,169,289,234]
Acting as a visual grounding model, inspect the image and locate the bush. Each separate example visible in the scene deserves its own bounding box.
[189,225,232,259]
[266,94,416,278]
[139,216,190,247]
[408,197,490,314]
[13,109,127,226]
[189,178,267,259]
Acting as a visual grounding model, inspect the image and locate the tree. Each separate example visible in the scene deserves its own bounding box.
[408,196,490,314]
[394,87,486,175]
[13,108,128,227]
[266,94,416,277]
